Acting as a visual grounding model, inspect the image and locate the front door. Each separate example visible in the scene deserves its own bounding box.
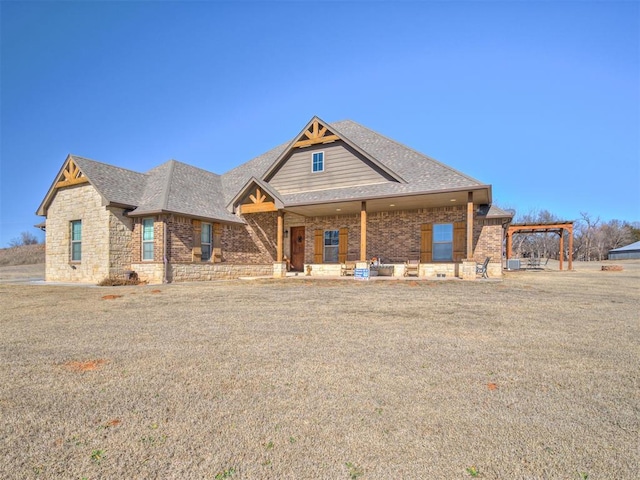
[290,226,305,271]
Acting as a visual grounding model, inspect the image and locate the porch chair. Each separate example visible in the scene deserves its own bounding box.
[476,257,491,279]
[404,259,420,277]
[341,261,357,276]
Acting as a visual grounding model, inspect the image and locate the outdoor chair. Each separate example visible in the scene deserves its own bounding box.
[340,262,356,276]
[476,257,491,278]
[404,259,420,277]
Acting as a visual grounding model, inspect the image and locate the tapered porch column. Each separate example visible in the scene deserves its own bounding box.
[276,211,284,262]
[360,201,367,261]
[466,192,474,259]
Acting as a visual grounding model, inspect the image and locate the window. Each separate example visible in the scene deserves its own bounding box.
[324,230,339,263]
[432,223,453,261]
[201,223,212,261]
[70,220,82,262]
[142,218,154,261]
[312,151,324,172]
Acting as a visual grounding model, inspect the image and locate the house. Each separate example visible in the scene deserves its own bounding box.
[36,116,513,283]
[608,241,640,260]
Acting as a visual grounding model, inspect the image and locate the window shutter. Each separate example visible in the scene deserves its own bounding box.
[420,224,433,262]
[314,230,324,263]
[192,219,202,261]
[213,222,222,263]
[338,228,348,263]
[453,222,466,262]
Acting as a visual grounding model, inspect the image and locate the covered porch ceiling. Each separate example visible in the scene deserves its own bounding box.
[282,187,491,217]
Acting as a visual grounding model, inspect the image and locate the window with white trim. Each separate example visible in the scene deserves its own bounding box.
[312,151,324,172]
[432,223,453,261]
[324,230,339,263]
[201,223,212,261]
[142,218,154,261]
[70,220,82,262]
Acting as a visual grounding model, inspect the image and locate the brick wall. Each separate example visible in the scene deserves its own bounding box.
[222,212,277,263]
[167,215,193,262]
[131,216,165,264]
[473,218,504,263]
[304,206,468,264]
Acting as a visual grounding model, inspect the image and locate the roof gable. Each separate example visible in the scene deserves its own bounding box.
[262,116,405,185]
[37,155,146,216]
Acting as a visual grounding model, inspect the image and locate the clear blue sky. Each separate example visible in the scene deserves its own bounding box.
[1,1,638,247]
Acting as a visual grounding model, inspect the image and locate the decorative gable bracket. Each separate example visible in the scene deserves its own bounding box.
[55,158,89,189]
[293,118,340,148]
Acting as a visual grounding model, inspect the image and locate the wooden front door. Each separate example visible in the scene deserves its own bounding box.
[290,226,305,271]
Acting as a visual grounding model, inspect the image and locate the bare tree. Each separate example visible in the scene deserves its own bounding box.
[8,231,40,248]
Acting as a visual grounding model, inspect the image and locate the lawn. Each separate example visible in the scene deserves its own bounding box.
[0,263,638,479]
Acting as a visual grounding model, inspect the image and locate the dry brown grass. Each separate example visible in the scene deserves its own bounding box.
[0,262,638,479]
[0,243,45,266]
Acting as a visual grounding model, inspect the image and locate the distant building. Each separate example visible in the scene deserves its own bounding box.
[608,241,640,260]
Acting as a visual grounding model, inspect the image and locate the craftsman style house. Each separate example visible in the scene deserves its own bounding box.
[37,116,512,283]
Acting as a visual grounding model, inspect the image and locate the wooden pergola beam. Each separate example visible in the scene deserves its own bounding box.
[506,222,574,270]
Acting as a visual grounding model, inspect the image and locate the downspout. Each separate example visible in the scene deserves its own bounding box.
[163,219,168,283]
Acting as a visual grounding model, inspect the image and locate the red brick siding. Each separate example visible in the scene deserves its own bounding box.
[473,219,504,262]
[131,216,164,263]
[221,212,277,263]
[166,215,193,262]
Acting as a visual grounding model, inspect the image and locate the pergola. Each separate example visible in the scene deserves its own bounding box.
[506,221,574,271]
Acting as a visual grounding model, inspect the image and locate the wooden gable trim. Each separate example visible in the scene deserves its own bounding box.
[55,158,89,189]
[238,187,277,214]
[293,118,340,148]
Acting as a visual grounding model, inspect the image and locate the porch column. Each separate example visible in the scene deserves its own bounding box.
[506,230,512,261]
[276,211,284,262]
[360,201,367,261]
[466,192,474,259]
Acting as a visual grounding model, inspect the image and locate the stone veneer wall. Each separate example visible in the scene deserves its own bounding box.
[45,184,110,282]
[167,263,273,282]
[108,207,134,279]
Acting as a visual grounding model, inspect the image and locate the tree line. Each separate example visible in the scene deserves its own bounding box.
[509,210,640,261]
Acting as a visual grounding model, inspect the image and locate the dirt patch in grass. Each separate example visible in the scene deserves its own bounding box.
[62,359,107,372]
[0,262,638,479]
[101,294,122,300]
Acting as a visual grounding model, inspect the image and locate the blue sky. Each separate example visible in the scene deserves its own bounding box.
[1,1,638,247]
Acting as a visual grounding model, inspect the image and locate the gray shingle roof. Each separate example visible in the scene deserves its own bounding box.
[130,160,241,223]
[71,155,147,207]
[221,119,490,206]
[40,118,496,221]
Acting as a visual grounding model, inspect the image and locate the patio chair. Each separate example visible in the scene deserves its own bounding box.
[476,257,491,278]
[404,259,420,277]
[340,261,356,276]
